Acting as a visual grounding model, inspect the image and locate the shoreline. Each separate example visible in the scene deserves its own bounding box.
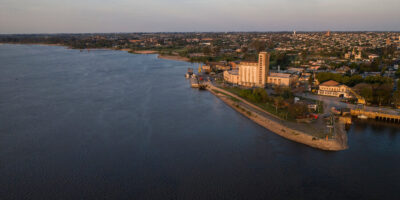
[157,54,190,62]
[207,85,348,151]
[1,42,346,151]
[0,43,191,63]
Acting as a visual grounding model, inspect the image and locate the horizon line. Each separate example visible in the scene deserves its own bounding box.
[2,30,400,35]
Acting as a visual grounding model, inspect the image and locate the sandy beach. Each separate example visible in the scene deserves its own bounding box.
[133,50,158,54]
[157,54,190,62]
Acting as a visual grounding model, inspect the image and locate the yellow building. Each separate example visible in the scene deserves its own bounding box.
[201,65,211,73]
[267,73,298,87]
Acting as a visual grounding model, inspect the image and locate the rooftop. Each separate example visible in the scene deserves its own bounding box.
[239,62,258,66]
[227,69,239,75]
[269,73,292,78]
[320,80,340,86]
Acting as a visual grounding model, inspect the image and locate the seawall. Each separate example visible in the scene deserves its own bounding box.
[207,85,348,151]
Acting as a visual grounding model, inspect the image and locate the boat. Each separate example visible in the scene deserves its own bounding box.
[357,114,368,119]
[186,68,193,79]
[190,78,199,88]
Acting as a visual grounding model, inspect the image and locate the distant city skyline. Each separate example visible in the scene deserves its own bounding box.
[1,0,400,34]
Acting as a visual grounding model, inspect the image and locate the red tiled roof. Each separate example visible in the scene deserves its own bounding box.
[320,80,340,86]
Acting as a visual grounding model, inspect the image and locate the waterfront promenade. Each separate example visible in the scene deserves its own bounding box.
[296,93,400,115]
[207,83,348,151]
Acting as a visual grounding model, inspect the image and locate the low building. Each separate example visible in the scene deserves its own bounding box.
[287,67,304,73]
[201,65,211,73]
[344,52,352,59]
[336,66,351,74]
[267,73,298,87]
[215,65,230,71]
[299,73,311,82]
[368,54,379,60]
[223,70,239,85]
[317,80,351,98]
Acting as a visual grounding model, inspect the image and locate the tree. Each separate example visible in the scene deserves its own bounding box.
[288,103,308,119]
[253,88,269,103]
[392,91,400,108]
[274,96,284,113]
[282,88,294,100]
[241,46,248,54]
[202,46,211,55]
[308,74,314,86]
[354,83,373,103]
[250,40,266,52]
[274,85,282,96]
[348,75,363,86]
[375,83,393,106]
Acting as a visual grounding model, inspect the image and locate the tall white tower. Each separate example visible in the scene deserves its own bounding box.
[258,52,270,87]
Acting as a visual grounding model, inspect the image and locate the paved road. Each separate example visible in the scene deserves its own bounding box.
[297,93,400,115]
[209,84,331,137]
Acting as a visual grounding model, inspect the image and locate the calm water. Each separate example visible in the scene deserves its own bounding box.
[0,44,399,200]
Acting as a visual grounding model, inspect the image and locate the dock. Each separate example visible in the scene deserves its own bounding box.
[190,78,200,88]
[351,109,400,123]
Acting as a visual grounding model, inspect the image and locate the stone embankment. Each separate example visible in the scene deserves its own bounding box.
[207,85,348,151]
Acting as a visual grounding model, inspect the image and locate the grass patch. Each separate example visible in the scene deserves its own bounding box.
[212,89,241,103]
[219,86,294,121]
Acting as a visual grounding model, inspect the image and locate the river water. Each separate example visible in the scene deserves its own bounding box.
[0,44,399,199]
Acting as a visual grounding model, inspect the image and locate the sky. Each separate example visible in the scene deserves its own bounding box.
[0,0,399,34]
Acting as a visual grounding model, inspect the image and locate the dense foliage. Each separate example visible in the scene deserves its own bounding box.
[317,72,392,87]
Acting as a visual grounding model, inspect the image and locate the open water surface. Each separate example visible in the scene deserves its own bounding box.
[0,44,399,199]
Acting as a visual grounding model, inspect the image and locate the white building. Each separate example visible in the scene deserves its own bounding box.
[223,70,239,85]
[224,52,270,87]
[318,80,351,98]
[267,73,298,87]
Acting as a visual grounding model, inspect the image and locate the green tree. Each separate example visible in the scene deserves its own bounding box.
[253,88,269,103]
[202,46,211,55]
[392,91,400,108]
[308,74,314,86]
[288,103,308,119]
[375,83,393,106]
[250,40,266,52]
[354,83,373,103]
[274,96,284,113]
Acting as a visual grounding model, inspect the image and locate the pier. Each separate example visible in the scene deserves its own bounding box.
[351,109,400,123]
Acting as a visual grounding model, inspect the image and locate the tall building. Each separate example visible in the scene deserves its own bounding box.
[224,52,270,88]
[326,30,331,37]
[238,52,270,87]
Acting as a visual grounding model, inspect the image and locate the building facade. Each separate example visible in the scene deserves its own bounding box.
[223,70,239,85]
[267,73,298,87]
[317,80,351,98]
[223,52,270,87]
